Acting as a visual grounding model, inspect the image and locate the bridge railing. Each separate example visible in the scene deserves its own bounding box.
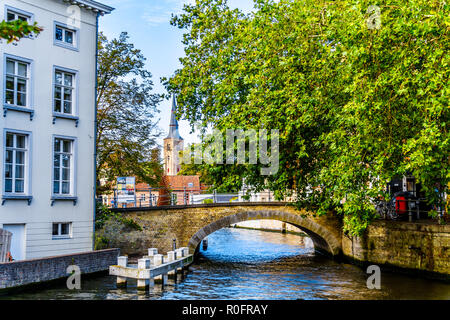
[98,188,286,209]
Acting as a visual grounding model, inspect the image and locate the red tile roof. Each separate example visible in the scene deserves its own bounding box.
[163,175,201,191]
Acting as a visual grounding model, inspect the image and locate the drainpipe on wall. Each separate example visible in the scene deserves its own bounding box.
[92,12,100,251]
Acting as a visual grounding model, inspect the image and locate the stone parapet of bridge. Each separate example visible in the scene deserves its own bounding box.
[112,203,343,257]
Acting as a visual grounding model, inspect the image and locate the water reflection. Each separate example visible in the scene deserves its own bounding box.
[2,227,449,300]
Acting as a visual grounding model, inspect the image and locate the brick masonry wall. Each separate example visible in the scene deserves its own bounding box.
[342,221,450,276]
[0,248,120,290]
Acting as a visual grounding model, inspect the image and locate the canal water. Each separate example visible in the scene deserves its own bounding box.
[3,228,450,300]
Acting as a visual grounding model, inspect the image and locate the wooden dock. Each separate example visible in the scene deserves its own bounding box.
[109,247,193,290]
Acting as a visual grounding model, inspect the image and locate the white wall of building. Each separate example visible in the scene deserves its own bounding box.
[0,0,110,260]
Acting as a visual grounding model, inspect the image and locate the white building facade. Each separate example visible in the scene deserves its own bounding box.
[0,0,113,260]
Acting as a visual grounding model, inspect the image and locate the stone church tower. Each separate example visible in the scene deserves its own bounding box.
[164,95,184,176]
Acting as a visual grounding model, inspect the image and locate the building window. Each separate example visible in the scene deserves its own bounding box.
[54,23,78,50]
[5,58,30,107]
[4,132,28,194]
[52,222,72,239]
[6,9,31,22]
[53,138,74,195]
[54,70,75,114]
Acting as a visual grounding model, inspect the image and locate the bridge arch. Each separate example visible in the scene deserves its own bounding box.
[188,210,342,256]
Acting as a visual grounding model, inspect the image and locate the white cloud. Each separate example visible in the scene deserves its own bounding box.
[141,0,195,27]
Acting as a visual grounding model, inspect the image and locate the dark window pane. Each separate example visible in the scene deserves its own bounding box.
[63,141,71,153]
[16,135,26,148]
[5,179,12,193]
[6,134,14,147]
[7,12,15,22]
[17,79,27,92]
[64,74,73,87]
[54,99,61,112]
[52,224,59,236]
[54,155,60,168]
[62,168,70,180]
[54,86,62,99]
[65,30,73,44]
[5,151,13,164]
[54,168,60,180]
[62,182,70,194]
[6,60,14,74]
[18,63,27,77]
[62,155,70,168]
[16,151,25,164]
[6,77,14,90]
[5,164,12,178]
[5,90,14,105]
[53,181,60,194]
[15,165,24,179]
[54,139,61,152]
[15,179,24,193]
[17,93,26,106]
[63,101,72,114]
[55,27,63,41]
[61,223,69,235]
[64,88,72,101]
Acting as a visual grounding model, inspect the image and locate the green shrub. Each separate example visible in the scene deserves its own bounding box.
[203,199,213,204]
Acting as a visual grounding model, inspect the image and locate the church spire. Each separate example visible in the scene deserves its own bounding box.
[166,95,183,140]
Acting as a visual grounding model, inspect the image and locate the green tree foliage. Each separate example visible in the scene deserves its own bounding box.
[0,20,42,42]
[97,32,163,194]
[166,0,449,235]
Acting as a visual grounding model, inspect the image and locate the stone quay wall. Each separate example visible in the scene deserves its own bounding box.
[0,248,120,291]
[343,221,450,278]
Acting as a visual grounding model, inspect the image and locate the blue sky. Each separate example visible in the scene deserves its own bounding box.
[99,0,255,147]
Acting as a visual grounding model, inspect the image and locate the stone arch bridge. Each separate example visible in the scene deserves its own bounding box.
[112,203,343,256]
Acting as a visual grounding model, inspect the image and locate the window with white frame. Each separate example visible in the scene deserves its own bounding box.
[53,138,74,195]
[52,222,72,239]
[6,8,31,23]
[4,132,28,194]
[54,70,75,114]
[55,24,76,47]
[5,58,30,107]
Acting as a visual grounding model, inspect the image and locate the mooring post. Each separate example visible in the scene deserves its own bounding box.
[167,251,177,278]
[153,254,164,282]
[181,247,190,273]
[416,200,420,220]
[137,258,151,290]
[175,248,184,274]
[116,256,128,287]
